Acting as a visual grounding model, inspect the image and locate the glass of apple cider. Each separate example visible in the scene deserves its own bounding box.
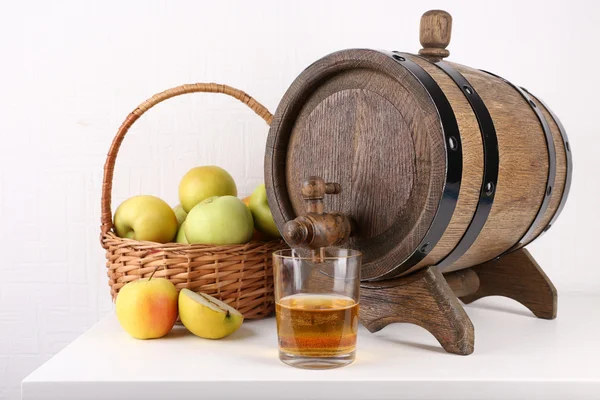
[273,248,361,369]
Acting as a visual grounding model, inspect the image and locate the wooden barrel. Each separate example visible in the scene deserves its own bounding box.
[265,18,572,282]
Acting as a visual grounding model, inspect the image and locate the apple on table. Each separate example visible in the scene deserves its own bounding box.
[179,289,244,339]
[115,270,179,339]
[116,276,245,340]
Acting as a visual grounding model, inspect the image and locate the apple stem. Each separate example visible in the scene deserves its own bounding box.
[148,266,160,281]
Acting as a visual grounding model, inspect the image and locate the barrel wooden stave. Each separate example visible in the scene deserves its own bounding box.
[392,56,568,275]
[403,59,569,273]
[440,63,544,270]
[516,93,568,249]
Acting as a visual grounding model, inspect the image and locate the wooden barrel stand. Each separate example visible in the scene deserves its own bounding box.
[360,249,557,355]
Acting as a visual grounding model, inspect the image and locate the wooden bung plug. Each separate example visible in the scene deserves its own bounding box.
[418,10,452,61]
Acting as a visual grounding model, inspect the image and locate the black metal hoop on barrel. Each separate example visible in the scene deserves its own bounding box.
[415,59,500,271]
[372,51,463,280]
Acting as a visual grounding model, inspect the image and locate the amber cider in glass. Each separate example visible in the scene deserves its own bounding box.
[276,294,359,361]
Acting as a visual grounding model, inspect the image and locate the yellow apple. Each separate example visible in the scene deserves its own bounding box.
[116,272,178,339]
[178,166,237,212]
[173,204,187,229]
[185,196,253,245]
[114,195,178,243]
[249,184,281,238]
[175,221,188,244]
[178,289,243,339]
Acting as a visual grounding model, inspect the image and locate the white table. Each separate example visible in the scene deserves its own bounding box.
[22,295,600,400]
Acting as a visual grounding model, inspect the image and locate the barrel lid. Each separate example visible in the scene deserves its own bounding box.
[265,49,447,280]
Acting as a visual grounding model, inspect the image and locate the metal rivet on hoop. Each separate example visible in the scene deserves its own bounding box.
[463,85,473,95]
[485,182,495,196]
[449,136,458,150]
[393,54,406,62]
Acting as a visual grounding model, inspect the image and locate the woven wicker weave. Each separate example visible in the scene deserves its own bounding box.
[100,83,287,319]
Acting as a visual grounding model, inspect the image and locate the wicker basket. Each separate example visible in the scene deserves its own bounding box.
[100,83,287,319]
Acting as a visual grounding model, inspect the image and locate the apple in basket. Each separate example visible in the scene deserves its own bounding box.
[185,195,254,245]
[172,204,187,229]
[175,220,189,244]
[113,195,178,243]
[173,204,189,244]
[178,165,237,212]
[249,184,282,238]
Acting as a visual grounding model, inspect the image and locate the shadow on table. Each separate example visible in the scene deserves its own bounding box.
[222,326,257,341]
[161,325,257,340]
[377,335,448,354]
[463,298,533,318]
[163,326,190,339]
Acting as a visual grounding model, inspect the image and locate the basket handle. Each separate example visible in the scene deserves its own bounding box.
[100,83,273,236]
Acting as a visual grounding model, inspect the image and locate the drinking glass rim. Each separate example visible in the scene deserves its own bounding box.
[273,248,362,260]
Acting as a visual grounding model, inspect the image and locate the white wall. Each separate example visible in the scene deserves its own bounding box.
[1,0,598,398]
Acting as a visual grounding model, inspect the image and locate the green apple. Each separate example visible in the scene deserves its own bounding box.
[114,195,177,243]
[173,204,187,229]
[178,289,243,339]
[116,272,178,339]
[175,221,188,244]
[185,196,253,245]
[179,166,237,212]
[249,184,281,238]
